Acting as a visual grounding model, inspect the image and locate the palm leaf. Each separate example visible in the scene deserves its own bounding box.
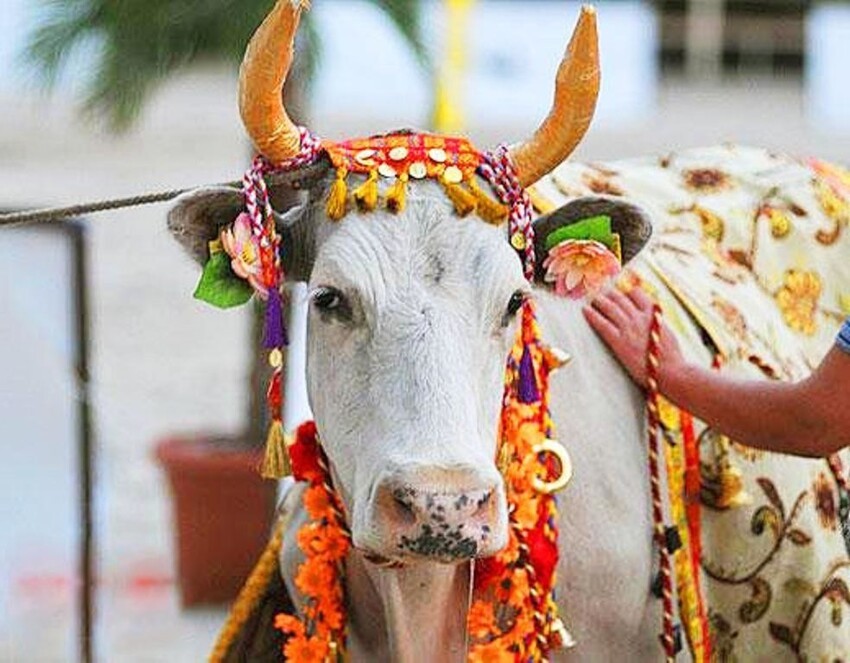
[24,0,429,131]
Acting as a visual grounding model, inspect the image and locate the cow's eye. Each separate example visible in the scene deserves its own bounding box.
[504,290,526,322]
[312,287,346,313]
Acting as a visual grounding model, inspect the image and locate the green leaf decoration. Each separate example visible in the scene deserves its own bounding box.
[193,252,254,309]
[545,215,615,251]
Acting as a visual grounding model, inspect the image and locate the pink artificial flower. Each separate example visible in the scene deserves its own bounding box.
[543,239,621,299]
[220,212,269,298]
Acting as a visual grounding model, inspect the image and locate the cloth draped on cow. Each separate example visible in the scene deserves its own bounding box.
[531,144,850,661]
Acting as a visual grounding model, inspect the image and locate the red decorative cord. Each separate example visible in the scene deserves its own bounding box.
[646,303,676,661]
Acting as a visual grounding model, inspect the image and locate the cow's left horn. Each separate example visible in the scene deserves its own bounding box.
[508,5,600,187]
[239,0,309,164]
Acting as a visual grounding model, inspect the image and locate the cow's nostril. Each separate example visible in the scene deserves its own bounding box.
[474,490,494,516]
[391,494,417,526]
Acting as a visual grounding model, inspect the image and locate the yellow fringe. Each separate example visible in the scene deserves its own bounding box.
[208,523,284,663]
[326,167,348,221]
[467,177,509,225]
[353,170,379,212]
[260,421,290,480]
[385,173,408,213]
[442,180,477,217]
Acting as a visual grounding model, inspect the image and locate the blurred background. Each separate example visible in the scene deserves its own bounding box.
[0,0,848,660]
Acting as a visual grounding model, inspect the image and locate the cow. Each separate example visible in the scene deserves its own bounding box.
[167,1,850,661]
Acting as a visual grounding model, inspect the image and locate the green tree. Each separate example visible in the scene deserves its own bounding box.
[25,0,430,444]
[26,0,428,130]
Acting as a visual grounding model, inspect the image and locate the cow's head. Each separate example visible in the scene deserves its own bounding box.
[167,0,650,565]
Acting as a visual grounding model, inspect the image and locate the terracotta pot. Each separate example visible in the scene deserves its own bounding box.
[155,436,278,606]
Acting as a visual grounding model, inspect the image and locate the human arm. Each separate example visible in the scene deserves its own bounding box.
[582,285,850,457]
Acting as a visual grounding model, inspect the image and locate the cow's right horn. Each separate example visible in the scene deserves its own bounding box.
[239,0,309,164]
[508,5,600,187]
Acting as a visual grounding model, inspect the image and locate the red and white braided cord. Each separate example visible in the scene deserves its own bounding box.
[646,303,676,661]
[241,127,324,283]
[480,145,535,280]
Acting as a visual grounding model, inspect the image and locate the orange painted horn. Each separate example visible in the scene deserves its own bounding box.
[239,0,310,164]
[508,5,600,187]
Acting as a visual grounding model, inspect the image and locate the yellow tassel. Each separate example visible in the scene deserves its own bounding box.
[326,167,348,221]
[385,173,408,214]
[353,170,379,212]
[260,421,290,480]
[467,177,509,225]
[442,180,477,217]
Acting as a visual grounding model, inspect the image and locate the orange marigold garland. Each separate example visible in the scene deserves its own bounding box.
[273,421,351,662]
[272,303,573,662]
[467,300,573,661]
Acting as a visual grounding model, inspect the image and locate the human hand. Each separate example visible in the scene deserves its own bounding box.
[582,283,684,389]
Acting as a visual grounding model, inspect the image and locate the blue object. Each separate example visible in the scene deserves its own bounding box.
[838,318,850,354]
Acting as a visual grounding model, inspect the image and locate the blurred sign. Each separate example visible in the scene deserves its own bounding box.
[312,0,657,134]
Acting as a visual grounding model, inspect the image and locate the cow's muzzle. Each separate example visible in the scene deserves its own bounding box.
[363,465,508,563]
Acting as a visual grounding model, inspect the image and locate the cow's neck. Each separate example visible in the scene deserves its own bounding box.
[346,550,471,663]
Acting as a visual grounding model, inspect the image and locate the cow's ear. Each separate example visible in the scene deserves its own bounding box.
[167,186,315,282]
[531,196,652,281]
[167,186,243,264]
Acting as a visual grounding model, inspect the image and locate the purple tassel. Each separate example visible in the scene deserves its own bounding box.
[518,344,540,404]
[263,288,288,349]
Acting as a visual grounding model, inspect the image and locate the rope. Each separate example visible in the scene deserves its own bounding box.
[646,303,676,662]
[0,189,191,228]
[0,160,329,230]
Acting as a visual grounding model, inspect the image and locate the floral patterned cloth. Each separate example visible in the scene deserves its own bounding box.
[533,145,850,662]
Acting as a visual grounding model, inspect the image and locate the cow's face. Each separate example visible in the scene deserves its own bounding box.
[168,0,607,569]
[304,182,524,563]
[167,176,522,563]
[167,179,652,565]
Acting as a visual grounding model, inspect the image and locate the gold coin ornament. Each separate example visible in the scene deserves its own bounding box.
[354,148,376,165]
[268,348,284,368]
[388,146,409,161]
[408,162,428,179]
[377,163,397,179]
[428,147,447,163]
[443,165,464,184]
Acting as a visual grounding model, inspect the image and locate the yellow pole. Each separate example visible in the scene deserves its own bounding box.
[432,0,474,133]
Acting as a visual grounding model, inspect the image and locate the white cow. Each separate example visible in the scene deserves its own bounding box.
[168,1,850,661]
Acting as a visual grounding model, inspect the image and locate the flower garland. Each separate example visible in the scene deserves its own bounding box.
[466,300,573,661]
[268,301,573,663]
[273,421,351,662]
